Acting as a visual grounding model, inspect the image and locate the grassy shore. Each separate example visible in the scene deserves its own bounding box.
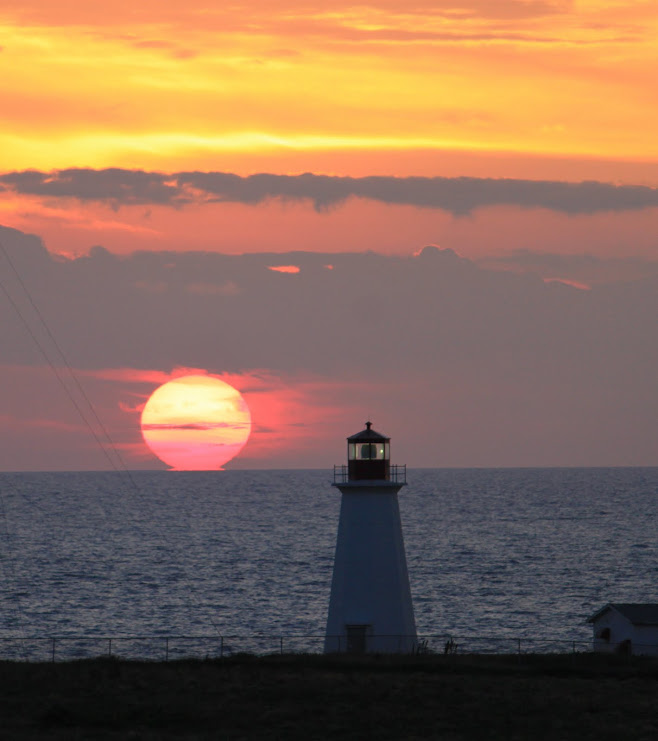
[2,653,658,739]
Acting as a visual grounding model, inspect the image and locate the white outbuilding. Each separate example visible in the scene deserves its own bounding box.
[587,603,658,656]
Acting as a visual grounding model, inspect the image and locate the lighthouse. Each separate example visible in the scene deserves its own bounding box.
[325,422,417,653]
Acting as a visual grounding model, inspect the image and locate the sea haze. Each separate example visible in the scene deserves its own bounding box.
[0,468,657,656]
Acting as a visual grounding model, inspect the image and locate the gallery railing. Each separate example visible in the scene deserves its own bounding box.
[332,464,407,485]
[0,633,646,663]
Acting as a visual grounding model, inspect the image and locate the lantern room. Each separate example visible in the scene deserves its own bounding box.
[347,422,390,481]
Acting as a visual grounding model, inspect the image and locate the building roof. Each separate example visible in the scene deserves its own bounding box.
[347,421,390,442]
[587,603,658,626]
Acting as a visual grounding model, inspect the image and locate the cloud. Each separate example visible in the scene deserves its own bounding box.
[182,172,658,214]
[185,281,241,295]
[2,230,656,381]
[268,265,300,274]
[1,0,571,27]
[0,413,84,433]
[479,250,658,286]
[142,422,243,431]
[131,38,198,59]
[2,226,658,468]
[2,169,658,216]
[0,169,185,206]
[262,18,571,44]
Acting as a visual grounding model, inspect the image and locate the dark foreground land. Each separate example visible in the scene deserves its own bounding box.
[2,653,658,740]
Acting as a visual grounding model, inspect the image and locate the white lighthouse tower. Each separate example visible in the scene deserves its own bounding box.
[325,422,417,653]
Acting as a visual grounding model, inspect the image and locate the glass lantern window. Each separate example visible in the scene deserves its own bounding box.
[348,442,389,460]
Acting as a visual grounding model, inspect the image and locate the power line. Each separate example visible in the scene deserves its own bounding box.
[0,238,225,638]
[0,239,132,478]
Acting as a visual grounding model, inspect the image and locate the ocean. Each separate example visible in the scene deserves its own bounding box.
[0,468,657,660]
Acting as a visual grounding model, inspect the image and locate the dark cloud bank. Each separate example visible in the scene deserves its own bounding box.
[1,223,657,467]
[2,168,658,214]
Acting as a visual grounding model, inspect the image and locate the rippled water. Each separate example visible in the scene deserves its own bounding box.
[1,468,657,657]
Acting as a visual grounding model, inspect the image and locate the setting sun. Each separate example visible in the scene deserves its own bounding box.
[140,375,251,470]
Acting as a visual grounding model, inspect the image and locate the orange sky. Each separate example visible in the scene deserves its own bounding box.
[1,1,657,174]
[1,1,657,265]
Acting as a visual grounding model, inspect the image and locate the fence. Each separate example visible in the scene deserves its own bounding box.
[0,633,606,663]
[333,465,407,485]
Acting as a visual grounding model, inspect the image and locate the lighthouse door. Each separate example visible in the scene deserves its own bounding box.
[345,624,369,654]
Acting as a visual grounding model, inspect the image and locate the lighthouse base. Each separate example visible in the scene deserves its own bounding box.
[324,627,417,655]
[324,482,417,654]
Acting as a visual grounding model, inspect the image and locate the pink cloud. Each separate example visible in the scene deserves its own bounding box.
[543,277,591,290]
[0,413,83,433]
[81,366,208,384]
[38,364,364,468]
[268,265,301,273]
